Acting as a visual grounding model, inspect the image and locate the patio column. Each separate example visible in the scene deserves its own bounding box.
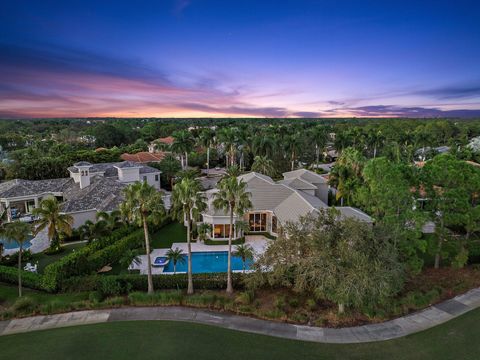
[34,197,39,208]
[5,200,11,222]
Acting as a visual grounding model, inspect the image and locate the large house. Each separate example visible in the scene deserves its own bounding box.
[201,169,371,240]
[0,161,161,228]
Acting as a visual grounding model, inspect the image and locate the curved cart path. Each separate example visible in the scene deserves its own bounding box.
[1,287,480,343]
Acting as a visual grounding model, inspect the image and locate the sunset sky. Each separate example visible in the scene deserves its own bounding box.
[1,0,480,118]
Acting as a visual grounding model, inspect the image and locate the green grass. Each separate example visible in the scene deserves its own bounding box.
[0,283,88,309]
[1,308,480,360]
[30,242,87,273]
[150,222,187,249]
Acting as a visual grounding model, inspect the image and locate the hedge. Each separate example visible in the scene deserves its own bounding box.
[60,273,247,295]
[204,237,245,246]
[0,265,46,292]
[42,226,140,291]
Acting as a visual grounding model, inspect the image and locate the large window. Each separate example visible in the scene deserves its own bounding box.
[213,224,232,238]
[249,213,267,232]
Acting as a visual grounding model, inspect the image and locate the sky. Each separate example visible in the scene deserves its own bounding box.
[1,0,480,118]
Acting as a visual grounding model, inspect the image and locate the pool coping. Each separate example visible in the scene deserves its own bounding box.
[1,287,480,343]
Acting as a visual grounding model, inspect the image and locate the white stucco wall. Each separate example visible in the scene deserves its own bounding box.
[68,210,97,229]
[117,167,141,183]
[141,172,161,190]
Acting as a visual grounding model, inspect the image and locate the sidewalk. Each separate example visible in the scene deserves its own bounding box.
[1,287,480,343]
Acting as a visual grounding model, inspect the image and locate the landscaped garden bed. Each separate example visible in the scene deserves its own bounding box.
[1,265,480,327]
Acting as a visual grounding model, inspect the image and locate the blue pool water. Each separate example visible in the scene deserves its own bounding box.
[0,237,33,250]
[163,251,253,274]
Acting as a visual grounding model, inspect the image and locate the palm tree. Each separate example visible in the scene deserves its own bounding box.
[234,220,249,238]
[197,223,211,243]
[252,134,276,158]
[172,130,195,170]
[166,248,185,274]
[158,154,182,190]
[96,210,122,232]
[171,178,206,294]
[251,156,276,177]
[198,128,216,174]
[225,165,241,178]
[309,126,329,167]
[2,221,32,297]
[284,134,303,171]
[32,196,73,252]
[121,182,165,294]
[213,176,252,293]
[233,244,254,273]
[218,127,238,167]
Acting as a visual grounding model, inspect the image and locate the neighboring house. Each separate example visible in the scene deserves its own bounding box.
[0,161,161,228]
[121,151,168,164]
[201,170,372,241]
[148,136,175,153]
[415,146,450,161]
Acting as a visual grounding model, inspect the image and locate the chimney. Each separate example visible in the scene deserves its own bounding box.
[73,162,93,189]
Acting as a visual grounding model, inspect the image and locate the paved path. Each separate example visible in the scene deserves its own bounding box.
[1,287,480,343]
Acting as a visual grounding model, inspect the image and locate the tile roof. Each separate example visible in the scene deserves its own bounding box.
[61,176,126,213]
[0,178,72,199]
[156,136,174,145]
[121,151,168,163]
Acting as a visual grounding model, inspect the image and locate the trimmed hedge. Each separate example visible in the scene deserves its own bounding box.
[61,273,247,295]
[0,265,46,291]
[42,226,140,291]
[204,237,245,246]
[244,232,277,240]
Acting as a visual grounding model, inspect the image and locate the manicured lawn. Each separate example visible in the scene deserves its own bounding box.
[31,242,87,273]
[150,221,187,249]
[0,283,88,309]
[1,308,480,360]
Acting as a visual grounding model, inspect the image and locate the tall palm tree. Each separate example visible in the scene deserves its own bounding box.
[171,177,206,294]
[218,127,238,167]
[251,156,276,177]
[122,182,165,294]
[166,248,185,274]
[2,221,32,297]
[198,128,216,174]
[309,126,328,167]
[32,197,73,251]
[172,130,195,170]
[284,134,303,171]
[158,154,182,190]
[233,243,254,273]
[213,176,252,293]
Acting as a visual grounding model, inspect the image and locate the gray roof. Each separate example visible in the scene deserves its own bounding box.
[203,171,371,225]
[0,178,72,199]
[336,207,373,223]
[68,161,159,177]
[204,172,328,223]
[282,169,328,184]
[73,161,93,167]
[278,177,317,190]
[114,161,142,169]
[61,176,126,213]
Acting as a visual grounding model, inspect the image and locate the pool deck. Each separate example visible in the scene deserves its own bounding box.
[3,228,50,256]
[130,236,270,275]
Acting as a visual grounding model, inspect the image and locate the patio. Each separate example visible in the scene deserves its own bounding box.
[130,235,270,275]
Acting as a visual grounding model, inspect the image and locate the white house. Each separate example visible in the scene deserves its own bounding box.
[0,161,162,228]
[201,169,371,240]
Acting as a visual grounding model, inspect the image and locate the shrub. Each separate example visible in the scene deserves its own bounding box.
[204,237,245,246]
[42,226,141,291]
[11,296,37,314]
[0,265,45,291]
[61,273,247,293]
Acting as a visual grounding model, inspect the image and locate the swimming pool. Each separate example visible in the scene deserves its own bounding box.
[0,236,33,250]
[162,251,253,274]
